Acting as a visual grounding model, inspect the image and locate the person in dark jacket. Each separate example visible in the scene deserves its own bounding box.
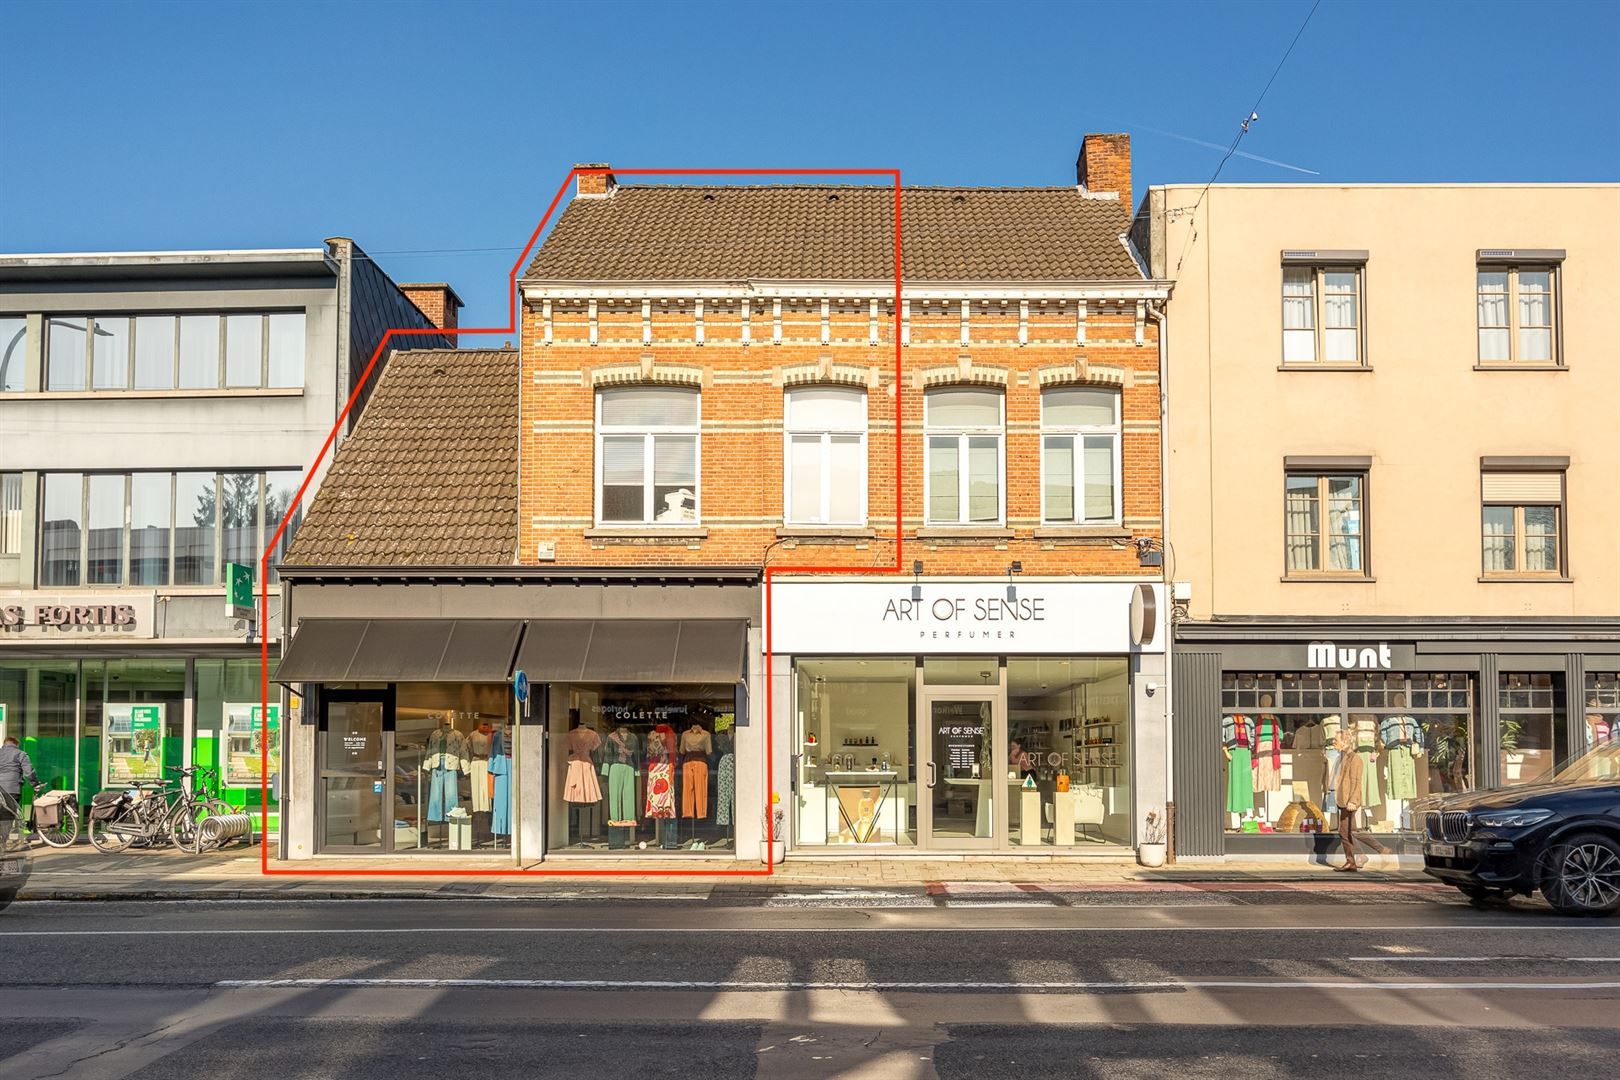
[0,736,43,848]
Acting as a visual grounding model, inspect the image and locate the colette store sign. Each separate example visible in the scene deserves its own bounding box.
[0,592,157,640]
[770,581,1164,655]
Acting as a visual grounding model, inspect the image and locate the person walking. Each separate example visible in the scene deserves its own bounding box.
[0,736,44,849]
[1332,729,1388,871]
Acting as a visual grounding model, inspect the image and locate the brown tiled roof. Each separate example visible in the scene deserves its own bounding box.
[524,185,1140,282]
[284,348,517,567]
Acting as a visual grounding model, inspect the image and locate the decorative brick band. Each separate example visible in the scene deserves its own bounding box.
[1036,359,1128,389]
[591,355,705,387]
[915,354,1009,390]
[775,356,878,388]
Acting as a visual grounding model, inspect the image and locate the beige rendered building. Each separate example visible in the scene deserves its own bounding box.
[1137,183,1620,859]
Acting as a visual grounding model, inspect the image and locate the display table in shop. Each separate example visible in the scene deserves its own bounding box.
[823,770,903,843]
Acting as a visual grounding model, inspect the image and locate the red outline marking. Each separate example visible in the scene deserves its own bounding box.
[257,166,904,878]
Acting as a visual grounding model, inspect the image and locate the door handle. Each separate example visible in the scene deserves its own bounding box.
[927,761,937,788]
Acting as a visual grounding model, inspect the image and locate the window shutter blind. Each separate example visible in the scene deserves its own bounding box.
[926,388,1001,428]
[786,387,864,429]
[600,387,699,428]
[1482,472,1562,503]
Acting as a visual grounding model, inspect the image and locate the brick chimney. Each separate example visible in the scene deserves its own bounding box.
[1076,133,1132,209]
[575,162,616,198]
[399,283,463,332]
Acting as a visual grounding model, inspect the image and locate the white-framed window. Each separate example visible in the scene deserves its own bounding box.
[595,386,700,525]
[1285,471,1367,576]
[924,387,1003,526]
[1040,387,1121,524]
[1482,470,1564,576]
[784,387,866,526]
[1282,265,1363,365]
[1477,266,1558,365]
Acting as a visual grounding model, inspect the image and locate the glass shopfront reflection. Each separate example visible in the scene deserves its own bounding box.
[792,655,1133,851]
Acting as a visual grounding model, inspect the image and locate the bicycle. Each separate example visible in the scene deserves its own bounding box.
[87,765,232,855]
[1,783,77,851]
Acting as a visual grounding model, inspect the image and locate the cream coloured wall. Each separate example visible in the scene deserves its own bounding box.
[1152,184,1620,620]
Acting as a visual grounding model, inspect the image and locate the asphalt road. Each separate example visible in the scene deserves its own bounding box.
[1,896,1617,1078]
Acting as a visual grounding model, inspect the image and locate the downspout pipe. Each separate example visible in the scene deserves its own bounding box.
[1144,300,1173,860]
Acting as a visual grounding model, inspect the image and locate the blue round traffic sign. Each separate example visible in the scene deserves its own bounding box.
[514,669,530,703]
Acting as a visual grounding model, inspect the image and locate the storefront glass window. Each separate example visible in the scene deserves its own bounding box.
[1221,671,1474,835]
[1585,673,1620,750]
[174,471,217,585]
[83,659,185,797]
[1499,672,1564,785]
[0,660,79,797]
[1007,657,1131,846]
[794,659,916,847]
[86,474,127,585]
[40,472,83,586]
[393,683,513,852]
[196,658,281,812]
[923,656,999,686]
[220,472,261,573]
[548,682,738,853]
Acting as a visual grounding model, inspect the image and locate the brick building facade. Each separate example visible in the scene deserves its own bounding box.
[512,135,1173,860]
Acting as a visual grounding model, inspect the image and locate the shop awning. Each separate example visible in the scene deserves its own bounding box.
[277,619,523,683]
[514,619,747,684]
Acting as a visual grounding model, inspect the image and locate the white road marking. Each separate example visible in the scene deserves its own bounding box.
[3,923,1618,937]
[1349,956,1620,963]
[215,976,1620,992]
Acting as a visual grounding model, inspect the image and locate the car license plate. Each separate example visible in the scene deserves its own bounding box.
[0,859,22,878]
[1428,843,1457,859]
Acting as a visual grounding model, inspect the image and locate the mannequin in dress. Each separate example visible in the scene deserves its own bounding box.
[680,721,712,819]
[1222,713,1256,821]
[1252,694,1284,805]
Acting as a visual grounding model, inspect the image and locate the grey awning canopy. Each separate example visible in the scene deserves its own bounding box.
[514,619,747,683]
[277,619,523,683]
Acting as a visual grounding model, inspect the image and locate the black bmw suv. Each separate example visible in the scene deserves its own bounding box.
[1423,742,1620,916]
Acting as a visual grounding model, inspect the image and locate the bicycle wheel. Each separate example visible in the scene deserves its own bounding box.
[88,812,135,853]
[36,802,79,848]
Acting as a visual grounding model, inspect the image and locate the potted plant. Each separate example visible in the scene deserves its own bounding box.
[1500,718,1525,782]
[1138,809,1168,867]
[760,792,786,865]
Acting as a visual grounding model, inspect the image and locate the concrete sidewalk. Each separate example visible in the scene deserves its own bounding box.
[10,842,1436,902]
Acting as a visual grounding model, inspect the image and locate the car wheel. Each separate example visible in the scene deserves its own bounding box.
[1539,833,1620,917]
[0,889,15,913]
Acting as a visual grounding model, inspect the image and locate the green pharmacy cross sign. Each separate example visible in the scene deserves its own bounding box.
[227,562,255,623]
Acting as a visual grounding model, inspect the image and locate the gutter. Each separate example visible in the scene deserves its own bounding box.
[1144,299,1173,861]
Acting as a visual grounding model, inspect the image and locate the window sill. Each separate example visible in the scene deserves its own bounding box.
[775,527,876,539]
[1478,575,1572,583]
[915,527,1015,540]
[1033,526,1132,540]
[1280,574,1376,583]
[3,387,306,400]
[1276,364,1372,373]
[584,527,709,539]
[1472,364,1566,372]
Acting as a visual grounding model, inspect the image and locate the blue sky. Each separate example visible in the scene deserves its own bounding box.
[3,0,1616,332]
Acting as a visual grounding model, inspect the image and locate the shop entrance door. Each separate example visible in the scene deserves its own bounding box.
[920,690,1003,850]
[317,690,394,852]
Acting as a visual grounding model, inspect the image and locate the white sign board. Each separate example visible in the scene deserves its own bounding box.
[769,580,1164,655]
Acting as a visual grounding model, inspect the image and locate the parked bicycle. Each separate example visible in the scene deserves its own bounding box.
[1,783,79,851]
[87,765,233,855]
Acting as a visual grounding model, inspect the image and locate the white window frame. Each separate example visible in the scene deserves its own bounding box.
[1476,264,1561,367]
[1281,264,1365,367]
[782,387,867,526]
[923,388,1005,527]
[1039,387,1122,525]
[593,387,702,526]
